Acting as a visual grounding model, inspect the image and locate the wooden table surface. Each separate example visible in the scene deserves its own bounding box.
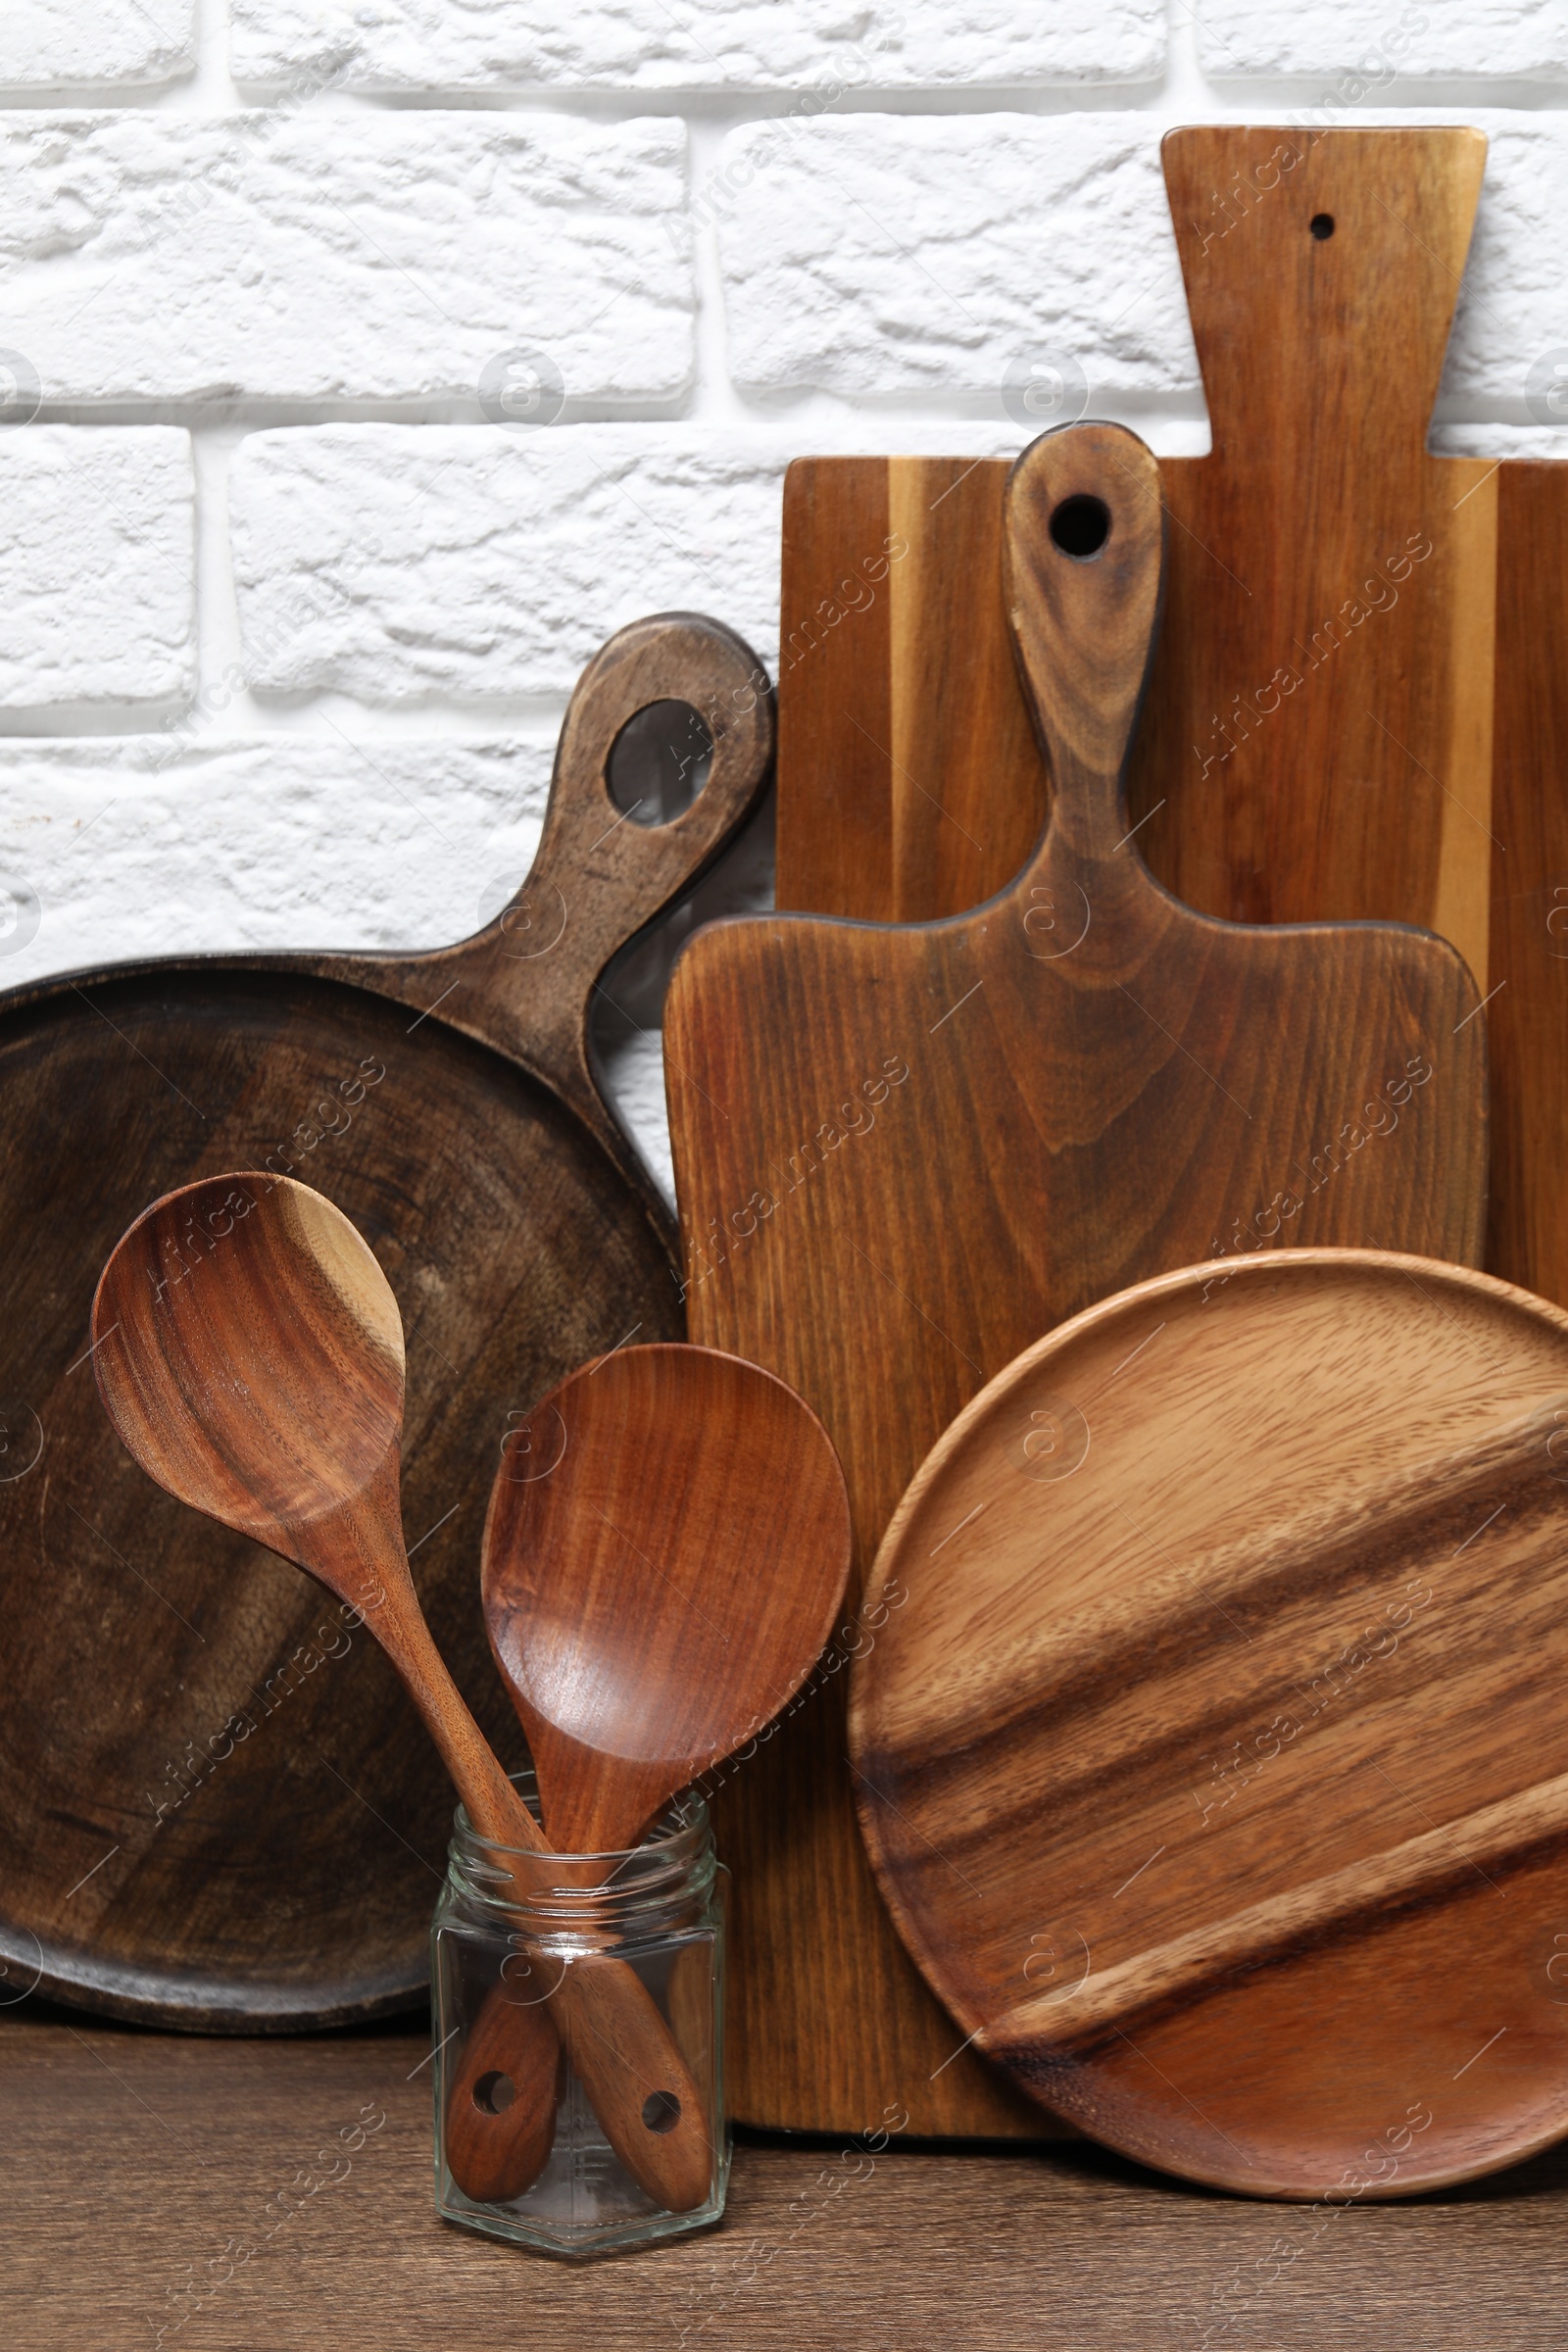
[4,1996,1565,2351]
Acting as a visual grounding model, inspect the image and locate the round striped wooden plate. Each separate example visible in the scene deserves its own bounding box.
[851,1249,1568,2196]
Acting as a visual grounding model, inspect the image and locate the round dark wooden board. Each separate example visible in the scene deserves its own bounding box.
[0,968,683,2027]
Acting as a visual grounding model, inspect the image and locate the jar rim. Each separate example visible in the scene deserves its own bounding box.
[450,1767,710,1864]
[445,1769,714,1921]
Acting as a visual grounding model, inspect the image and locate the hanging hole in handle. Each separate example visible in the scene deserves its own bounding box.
[1049,495,1111,563]
[605,701,714,827]
[642,2089,682,2135]
[1310,213,1335,240]
[472,2070,516,2116]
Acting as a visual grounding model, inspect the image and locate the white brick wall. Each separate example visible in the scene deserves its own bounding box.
[230,0,1167,91]
[1199,2,1568,81]
[0,427,193,709]
[1446,118,1568,405]
[715,114,1196,399]
[0,738,548,977]
[228,425,793,698]
[0,114,692,404]
[2,24,1565,1188]
[0,2,195,90]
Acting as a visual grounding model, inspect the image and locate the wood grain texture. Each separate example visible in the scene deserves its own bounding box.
[852,1249,1568,2197]
[774,129,1496,974]
[775,456,1048,919]
[482,1343,851,1856]
[0,613,772,2034]
[91,1175,713,2218]
[665,420,1487,2136]
[4,2006,1568,2352]
[1486,463,1568,1310]
[1133,126,1494,984]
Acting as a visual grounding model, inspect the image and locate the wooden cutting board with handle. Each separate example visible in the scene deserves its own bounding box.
[777,128,1496,973]
[776,130,1568,1324]
[0,613,771,2031]
[665,419,1487,2134]
[851,1248,1568,2197]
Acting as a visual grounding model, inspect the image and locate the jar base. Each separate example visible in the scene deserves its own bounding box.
[435,2139,730,2259]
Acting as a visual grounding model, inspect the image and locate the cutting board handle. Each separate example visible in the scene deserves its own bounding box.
[393,613,774,1205]
[1004,422,1165,869]
[1161,125,1487,458]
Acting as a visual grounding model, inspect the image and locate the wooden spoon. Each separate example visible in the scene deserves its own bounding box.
[90,1173,712,2214]
[481,1344,854,1856]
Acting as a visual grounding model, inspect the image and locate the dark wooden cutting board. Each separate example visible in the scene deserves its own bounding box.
[0,614,771,2029]
[665,422,1487,2134]
[852,1249,1568,2197]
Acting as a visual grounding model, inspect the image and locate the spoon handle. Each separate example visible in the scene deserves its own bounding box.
[372,1548,715,2215]
[443,1973,562,2205]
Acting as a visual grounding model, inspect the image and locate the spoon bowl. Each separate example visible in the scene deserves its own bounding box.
[93,1176,403,1566]
[483,1343,853,1857]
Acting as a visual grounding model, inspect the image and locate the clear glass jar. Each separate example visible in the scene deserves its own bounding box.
[430,1772,728,2257]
